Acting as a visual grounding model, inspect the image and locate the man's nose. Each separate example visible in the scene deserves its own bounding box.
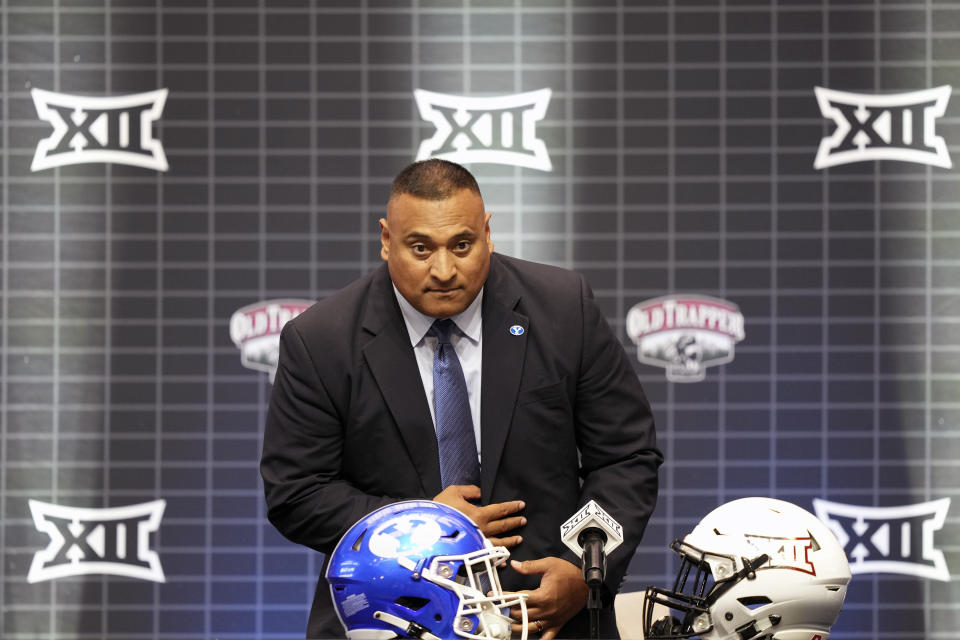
[430,250,456,281]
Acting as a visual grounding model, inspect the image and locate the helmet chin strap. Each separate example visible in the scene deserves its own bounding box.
[474,608,513,640]
[733,612,782,640]
[373,610,443,640]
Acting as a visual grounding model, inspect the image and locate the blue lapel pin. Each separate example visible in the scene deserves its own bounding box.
[509,325,524,336]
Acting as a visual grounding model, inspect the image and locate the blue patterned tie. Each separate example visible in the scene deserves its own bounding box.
[429,319,481,488]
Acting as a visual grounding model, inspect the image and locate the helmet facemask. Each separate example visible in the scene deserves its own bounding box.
[419,546,526,640]
[643,539,766,640]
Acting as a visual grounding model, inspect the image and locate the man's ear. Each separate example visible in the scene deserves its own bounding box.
[485,211,494,253]
[379,218,390,262]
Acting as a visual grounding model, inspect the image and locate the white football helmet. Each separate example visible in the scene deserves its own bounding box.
[643,497,851,640]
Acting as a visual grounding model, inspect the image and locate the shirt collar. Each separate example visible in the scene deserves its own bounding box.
[393,285,483,347]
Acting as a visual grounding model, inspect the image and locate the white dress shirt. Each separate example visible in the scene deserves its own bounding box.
[393,286,483,460]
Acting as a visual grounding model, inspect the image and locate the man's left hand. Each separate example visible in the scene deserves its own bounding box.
[508,556,588,639]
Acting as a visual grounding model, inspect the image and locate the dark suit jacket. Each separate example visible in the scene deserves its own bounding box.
[261,253,662,638]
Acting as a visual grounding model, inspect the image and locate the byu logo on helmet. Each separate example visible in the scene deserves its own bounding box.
[27,499,166,583]
[813,85,952,169]
[414,89,552,171]
[368,515,444,559]
[813,497,951,581]
[31,88,169,172]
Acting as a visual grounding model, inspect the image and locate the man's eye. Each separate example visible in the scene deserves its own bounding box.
[456,241,471,251]
[412,244,427,253]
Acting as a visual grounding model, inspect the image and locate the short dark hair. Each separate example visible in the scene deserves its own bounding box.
[389,158,482,201]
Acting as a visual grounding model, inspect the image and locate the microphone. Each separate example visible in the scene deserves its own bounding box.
[560,500,624,588]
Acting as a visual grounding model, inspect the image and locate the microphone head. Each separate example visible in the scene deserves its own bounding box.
[577,527,608,547]
[560,500,624,556]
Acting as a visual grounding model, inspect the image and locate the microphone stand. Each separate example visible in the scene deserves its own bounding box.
[587,583,601,640]
[580,529,606,640]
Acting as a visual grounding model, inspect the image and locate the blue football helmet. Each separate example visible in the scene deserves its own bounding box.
[327,500,528,640]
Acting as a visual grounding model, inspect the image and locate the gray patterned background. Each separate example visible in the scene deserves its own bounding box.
[1,1,958,639]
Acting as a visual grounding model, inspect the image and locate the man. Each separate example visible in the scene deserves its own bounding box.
[261,159,662,639]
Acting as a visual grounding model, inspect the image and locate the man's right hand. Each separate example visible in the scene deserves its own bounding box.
[433,484,526,548]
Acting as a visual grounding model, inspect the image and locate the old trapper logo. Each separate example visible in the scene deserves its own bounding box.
[814,85,952,169]
[414,88,552,171]
[626,295,745,383]
[230,299,312,382]
[31,88,169,172]
[813,498,950,581]
[28,500,166,583]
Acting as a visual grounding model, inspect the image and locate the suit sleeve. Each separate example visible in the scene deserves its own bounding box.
[572,274,663,603]
[260,320,396,554]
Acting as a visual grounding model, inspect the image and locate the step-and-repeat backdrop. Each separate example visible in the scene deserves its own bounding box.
[2,1,957,639]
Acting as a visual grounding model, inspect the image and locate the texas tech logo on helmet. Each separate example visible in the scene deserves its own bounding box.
[27,500,166,583]
[230,299,313,382]
[626,295,745,383]
[813,498,950,581]
[742,534,816,576]
[31,88,169,172]
[414,88,552,171]
[814,85,952,169]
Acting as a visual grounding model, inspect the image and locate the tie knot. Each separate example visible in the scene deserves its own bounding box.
[430,318,456,345]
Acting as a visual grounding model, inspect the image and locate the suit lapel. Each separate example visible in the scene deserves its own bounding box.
[480,257,528,500]
[361,267,442,497]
